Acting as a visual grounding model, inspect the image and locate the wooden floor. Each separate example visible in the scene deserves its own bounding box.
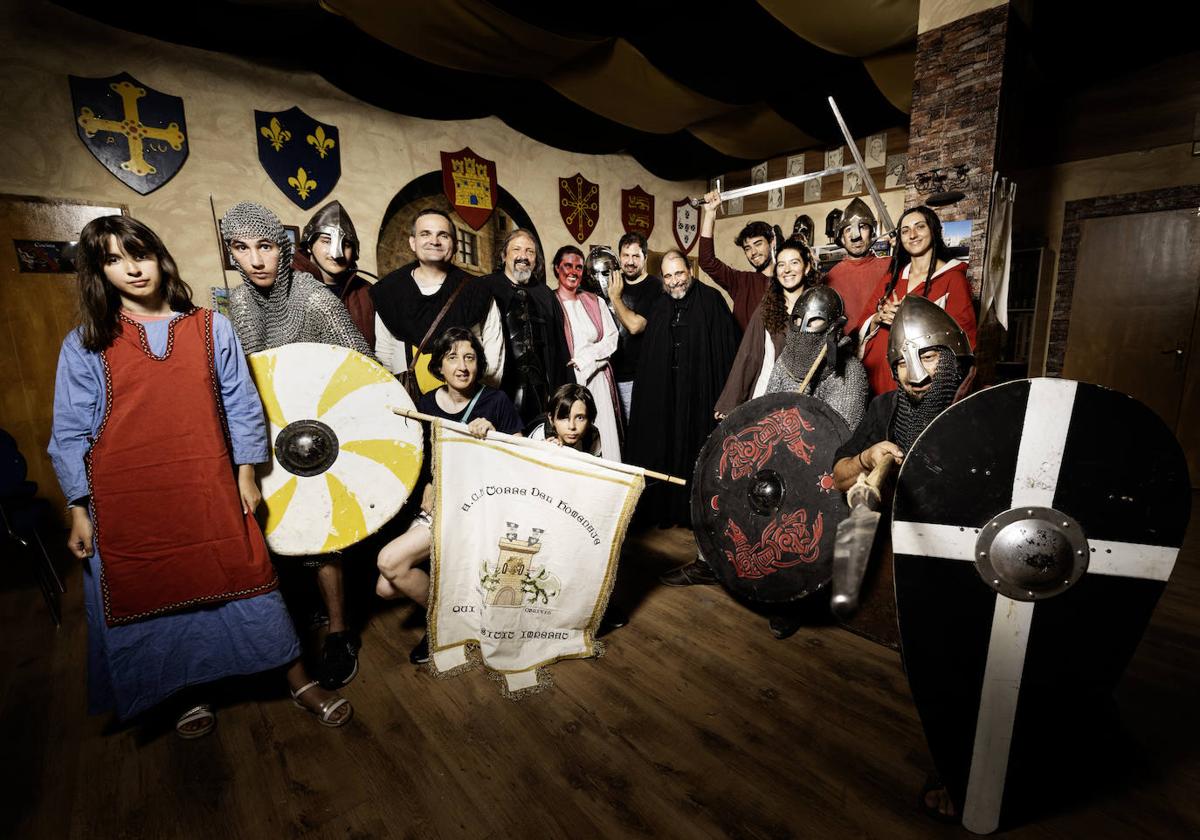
[3,498,1198,839]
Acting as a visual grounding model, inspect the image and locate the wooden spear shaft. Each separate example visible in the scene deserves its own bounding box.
[390,406,687,486]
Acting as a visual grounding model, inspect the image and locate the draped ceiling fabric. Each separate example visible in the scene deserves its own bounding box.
[59,0,919,181]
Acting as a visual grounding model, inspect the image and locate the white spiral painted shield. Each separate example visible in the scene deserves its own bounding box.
[248,343,423,555]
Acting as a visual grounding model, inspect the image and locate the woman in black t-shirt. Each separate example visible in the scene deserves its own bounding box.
[376,327,522,664]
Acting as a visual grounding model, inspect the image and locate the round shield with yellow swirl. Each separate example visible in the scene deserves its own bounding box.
[248,343,423,556]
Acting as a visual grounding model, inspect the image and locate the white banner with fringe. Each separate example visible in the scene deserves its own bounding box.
[428,423,644,696]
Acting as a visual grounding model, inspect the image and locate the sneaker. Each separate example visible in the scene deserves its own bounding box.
[659,559,719,586]
[409,633,430,665]
[319,631,359,688]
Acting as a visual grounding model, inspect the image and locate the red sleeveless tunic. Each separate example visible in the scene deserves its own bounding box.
[86,309,277,626]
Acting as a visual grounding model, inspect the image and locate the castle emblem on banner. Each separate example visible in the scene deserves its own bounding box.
[480,523,562,608]
[441,147,498,230]
[69,72,188,195]
[253,106,341,210]
[621,186,655,239]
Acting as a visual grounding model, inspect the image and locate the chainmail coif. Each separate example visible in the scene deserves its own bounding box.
[221,202,371,357]
[766,331,867,429]
[893,346,960,451]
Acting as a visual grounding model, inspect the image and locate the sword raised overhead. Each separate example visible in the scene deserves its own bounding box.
[827,96,896,236]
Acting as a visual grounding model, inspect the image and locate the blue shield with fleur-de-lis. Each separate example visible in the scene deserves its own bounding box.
[254,106,340,210]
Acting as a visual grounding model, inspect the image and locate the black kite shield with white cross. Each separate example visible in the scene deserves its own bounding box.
[892,379,1190,834]
[692,393,851,604]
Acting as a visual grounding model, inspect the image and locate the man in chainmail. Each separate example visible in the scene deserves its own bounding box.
[221,201,372,357]
[766,286,868,430]
[220,200,372,691]
[830,293,975,823]
[832,294,974,489]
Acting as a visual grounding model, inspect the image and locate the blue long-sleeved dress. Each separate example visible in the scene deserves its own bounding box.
[48,312,300,720]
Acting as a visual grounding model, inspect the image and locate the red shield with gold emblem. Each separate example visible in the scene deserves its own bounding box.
[559,173,599,244]
[621,186,655,239]
[441,147,498,231]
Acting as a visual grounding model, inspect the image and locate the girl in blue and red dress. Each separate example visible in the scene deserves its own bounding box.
[49,215,351,737]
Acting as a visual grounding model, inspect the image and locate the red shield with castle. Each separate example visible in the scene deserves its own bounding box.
[621,186,654,239]
[441,147,498,230]
[559,173,599,244]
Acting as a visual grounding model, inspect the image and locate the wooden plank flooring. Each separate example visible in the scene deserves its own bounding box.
[2,500,1198,839]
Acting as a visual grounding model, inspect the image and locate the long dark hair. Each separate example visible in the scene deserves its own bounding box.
[883,206,955,300]
[760,236,819,334]
[544,383,598,452]
[75,216,193,351]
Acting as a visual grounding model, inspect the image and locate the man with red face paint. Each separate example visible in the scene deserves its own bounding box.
[552,245,622,460]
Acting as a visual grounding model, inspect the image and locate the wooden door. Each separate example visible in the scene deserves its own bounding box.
[0,195,126,516]
[1063,208,1200,485]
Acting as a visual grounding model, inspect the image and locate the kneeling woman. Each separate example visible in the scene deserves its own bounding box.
[376,327,523,663]
[529,383,601,455]
[49,216,351,737]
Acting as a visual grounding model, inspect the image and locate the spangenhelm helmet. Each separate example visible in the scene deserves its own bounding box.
[791,285,845,334]
[835,197,877,244]
[301,200,359,262]
[886,295,972,377]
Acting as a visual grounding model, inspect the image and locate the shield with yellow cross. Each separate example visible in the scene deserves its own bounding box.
[254,106,341,210]
[248,343,424,556]
[69,72,188,195]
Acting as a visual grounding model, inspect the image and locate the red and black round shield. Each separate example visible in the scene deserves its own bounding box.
[892,379,1190,834]
[691,393,851,604]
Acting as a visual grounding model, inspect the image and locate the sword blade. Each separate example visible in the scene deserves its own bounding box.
[831,505,882,619]
[688,165,859,207]
[827,96,896,234]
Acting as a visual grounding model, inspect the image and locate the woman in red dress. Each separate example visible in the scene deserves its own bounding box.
[852,206,977,396]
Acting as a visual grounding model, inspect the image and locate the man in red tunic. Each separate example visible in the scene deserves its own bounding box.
[696,190,774,332]
[827,197,892,338]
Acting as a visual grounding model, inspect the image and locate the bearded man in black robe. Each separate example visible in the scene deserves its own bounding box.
[478,228,571,424]
[626,250,738,531]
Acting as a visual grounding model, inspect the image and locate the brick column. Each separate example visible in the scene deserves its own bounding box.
[905,2,1013,380]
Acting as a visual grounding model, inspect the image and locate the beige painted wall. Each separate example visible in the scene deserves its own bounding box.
[0,1,703,308]
[918,0,1007,33]
[1015,142,1200,373]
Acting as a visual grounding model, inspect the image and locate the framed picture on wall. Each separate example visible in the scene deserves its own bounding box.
[14,239,78,273]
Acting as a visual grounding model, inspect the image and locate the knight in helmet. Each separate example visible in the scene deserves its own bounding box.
[765,285,868,430]
[220,200,372,692]
[830,293,975,821]
[295,200,377,349]
[827,197,892,340]
[832,294,974,489]
[855,206,977,397]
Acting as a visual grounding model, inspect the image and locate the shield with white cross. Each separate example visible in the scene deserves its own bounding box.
[891,378,1190,834]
